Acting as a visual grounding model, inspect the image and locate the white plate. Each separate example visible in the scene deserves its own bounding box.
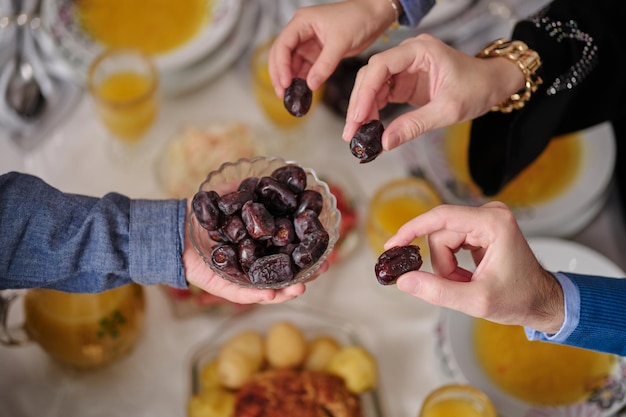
[161,0,256,95]
[437,238,626,417]
[416,122,616,237]
[156,0,242,72]
[42,0,242,76]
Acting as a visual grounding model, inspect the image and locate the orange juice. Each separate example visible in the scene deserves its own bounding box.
[24,284,145,369]
[95,71,158,141]
[251,40,323,128]
[77,0,208,54]
[421,398,489,417]
[445,121,581,205]
[419,384,496,417]
[366,177,441,257]
[474,319,616,405]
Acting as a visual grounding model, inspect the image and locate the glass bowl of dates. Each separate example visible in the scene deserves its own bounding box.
[188,156,341,289]
[187,303,384,417]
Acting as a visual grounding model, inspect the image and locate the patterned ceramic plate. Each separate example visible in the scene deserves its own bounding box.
[435,238,626,417]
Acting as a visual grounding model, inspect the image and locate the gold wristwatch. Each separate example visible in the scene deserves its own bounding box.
[476,38,543,113]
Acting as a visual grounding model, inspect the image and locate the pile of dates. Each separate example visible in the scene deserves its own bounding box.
[192,164,330,286]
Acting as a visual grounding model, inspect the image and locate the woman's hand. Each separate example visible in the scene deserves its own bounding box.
[342,34,525,151]
[385,202,564,334]
[269,0,396,97]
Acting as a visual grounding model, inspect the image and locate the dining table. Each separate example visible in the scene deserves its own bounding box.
[2,1,626,416]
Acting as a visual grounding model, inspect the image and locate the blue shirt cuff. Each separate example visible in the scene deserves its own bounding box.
[129,198,188,289]
[398,0,436,27]
[525,272,580,342]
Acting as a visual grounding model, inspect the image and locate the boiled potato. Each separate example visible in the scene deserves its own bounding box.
[327,345,377,394]
[305,336,341,371]
[220,329,265,370]
[187,388,236,417]
[265,321,307,369]
[199,360,221,393]
[217,349,258,389]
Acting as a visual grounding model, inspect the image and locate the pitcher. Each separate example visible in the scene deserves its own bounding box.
[0,283,145,370]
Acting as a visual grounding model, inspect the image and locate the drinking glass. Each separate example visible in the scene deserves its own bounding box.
[419,384,497,417]
[366,177,442,261]
[87,48,159,161]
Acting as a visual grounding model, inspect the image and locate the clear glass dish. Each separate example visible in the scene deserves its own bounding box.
[188,303,384,417]
[187,156,341,289]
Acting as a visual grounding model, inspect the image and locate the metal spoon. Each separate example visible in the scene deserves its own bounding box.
[5,0,46,120]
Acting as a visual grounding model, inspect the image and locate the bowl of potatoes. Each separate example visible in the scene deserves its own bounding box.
[187,303,383,417]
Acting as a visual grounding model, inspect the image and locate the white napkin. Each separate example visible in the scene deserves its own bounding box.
[0,0,81,151]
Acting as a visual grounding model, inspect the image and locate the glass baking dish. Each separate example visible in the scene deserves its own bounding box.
[188,302,384,417]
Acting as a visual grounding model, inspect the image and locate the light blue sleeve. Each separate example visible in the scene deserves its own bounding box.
[398,0,436,27]
[525,272,580,342]
[0,172,188,292]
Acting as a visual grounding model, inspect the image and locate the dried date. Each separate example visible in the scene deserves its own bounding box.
[212,244,245,278]
[350,120,384,163]
[284,78,313,117]
[248,253,295,285]
[192,190,222,231]
[256,176,298,215]
[241,200,276,240]
[272,165,307,193]
[374,245,423,285]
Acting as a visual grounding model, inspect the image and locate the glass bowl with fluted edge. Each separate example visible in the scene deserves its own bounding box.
[187,156,341,289]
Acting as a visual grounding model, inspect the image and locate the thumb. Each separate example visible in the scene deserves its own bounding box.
[396,269,475,311]
[382,102,456,151]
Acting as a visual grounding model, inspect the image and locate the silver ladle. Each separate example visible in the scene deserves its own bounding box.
[5,0,46,120]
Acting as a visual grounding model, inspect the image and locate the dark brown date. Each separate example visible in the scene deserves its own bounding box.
[238,237,266,272]
[272,165,307,193]
[211,244,245,277]
[221,215,248,243]
[374,245,422,285]
[293,209,324,240]
[238,176,260,193]
[256,176,298,215]
[292,230,329,269]
[272,217,296,247]
[284,78,313,117]
[241,200,276,240]
[218,190,254,216]
[350,119,384,163]
[192,190,222,231]
[296,189,323,215]
[248,253,295,285]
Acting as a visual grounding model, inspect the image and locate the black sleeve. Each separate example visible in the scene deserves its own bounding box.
[468,0,626,196]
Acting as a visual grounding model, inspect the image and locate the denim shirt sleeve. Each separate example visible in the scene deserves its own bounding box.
[398,0,436,27]
[0,172,188,292]
[525,272,580,342]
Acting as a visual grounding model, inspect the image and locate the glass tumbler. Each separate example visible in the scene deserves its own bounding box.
[419,384,497,417]
[87,48,159,160]
[366,177,442,260]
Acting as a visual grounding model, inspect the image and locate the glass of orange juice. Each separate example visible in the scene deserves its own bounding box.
[251,39,323,129]
[87,48,159,161]
[366,177,441,261]
[0,284,145,370]
[419,384,497,417]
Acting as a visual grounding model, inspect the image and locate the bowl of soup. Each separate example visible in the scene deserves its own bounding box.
[435,238,626,417]
[41,0,242,79]
[414,122,615,237]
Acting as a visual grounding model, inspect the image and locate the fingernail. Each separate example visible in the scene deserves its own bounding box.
[385,132,399,151]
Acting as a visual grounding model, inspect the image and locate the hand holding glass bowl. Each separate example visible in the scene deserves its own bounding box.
[87,48,159,160]
[188,157,340,289]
